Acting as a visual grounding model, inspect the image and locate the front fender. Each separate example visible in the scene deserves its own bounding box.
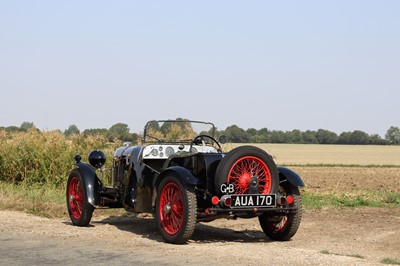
[155,166,198,189]
[277,166,305,187]
[74,162,100,206]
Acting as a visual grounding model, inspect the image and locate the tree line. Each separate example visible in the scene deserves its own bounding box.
[1,121,400,145]
[220,125,400,145]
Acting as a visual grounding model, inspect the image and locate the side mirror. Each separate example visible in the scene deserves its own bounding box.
[218,135,227,144]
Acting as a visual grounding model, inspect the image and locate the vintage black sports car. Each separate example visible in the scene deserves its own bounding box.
[67,120,304,244]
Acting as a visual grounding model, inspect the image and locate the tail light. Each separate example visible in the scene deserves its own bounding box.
[211,196,220,205]
[286,195,294,205]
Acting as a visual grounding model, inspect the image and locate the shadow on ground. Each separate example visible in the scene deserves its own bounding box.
[91,213,270,244]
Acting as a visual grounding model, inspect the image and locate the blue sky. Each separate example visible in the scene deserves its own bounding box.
[1,1,399,137]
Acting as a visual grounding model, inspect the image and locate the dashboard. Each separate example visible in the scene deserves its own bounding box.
[142,144,217,159]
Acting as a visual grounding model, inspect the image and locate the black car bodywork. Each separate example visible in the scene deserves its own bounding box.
[67,120,304,244]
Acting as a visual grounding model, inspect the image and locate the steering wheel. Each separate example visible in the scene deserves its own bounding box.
[189,134,222,153]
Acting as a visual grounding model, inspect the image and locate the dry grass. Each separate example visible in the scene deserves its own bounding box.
[0,182,66,218]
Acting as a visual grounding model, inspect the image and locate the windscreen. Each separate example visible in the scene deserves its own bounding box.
[143,120,215,143]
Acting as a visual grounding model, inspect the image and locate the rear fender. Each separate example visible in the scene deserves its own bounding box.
[277,166,305,187]
[74,162,101,206]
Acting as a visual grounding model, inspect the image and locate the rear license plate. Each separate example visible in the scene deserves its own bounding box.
[230,194,276,208]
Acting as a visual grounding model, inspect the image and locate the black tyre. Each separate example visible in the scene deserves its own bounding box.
[214,145,279,196]
[66,169,94,226]
[155,174,197,244]
[258,182,302,241]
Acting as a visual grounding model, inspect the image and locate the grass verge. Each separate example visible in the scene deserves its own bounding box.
[302,190,400,209]
[381,258,400,265]
[0,181,65,218]
[320,250,365,259]
[1,181,400,218]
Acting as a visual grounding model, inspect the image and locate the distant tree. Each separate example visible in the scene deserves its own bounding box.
[286,129,302,143]
[20,122,35,131]
[302,130,318,144]
[110,123,129,135]
[213,128,224,140]
[246,128,258,143]
[256,128,270,143]
[246,128,258,137]
[83,128,108,136]
[269,130,286,143]
[316,129,338,144]
[5,126,21,132]
[146,120,160,132]
[64,125,80,136]
[349,130,369,144]
[337,131,352,144]
[160,118,194,136]
[131,133,140,145]
[109,123,132,142]
[160,122,197,140]
[369,134,387,145]
[224,125,248,143]
[385,126,400,145]
[258,128,268,135]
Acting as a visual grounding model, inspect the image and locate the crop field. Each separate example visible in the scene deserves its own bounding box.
[224,143,400,166]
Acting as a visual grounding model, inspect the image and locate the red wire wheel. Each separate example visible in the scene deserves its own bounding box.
[155,175,196,244]
[228,155,273,194]
[68,176,83,220]
[66,169,94,226]
[215,146,279,196]
[258,182,302,241]
[158,182,185,235]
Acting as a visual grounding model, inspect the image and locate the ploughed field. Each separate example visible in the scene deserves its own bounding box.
[256,143,400,198]
[294,166,400,195]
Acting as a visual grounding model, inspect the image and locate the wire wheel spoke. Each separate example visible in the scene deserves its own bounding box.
[268,215,289,232]
[229,156,271,194]
[160,182,184,235]
[68,177,83,219]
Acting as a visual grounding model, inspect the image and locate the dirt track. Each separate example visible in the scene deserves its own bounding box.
[1,207,399,265]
